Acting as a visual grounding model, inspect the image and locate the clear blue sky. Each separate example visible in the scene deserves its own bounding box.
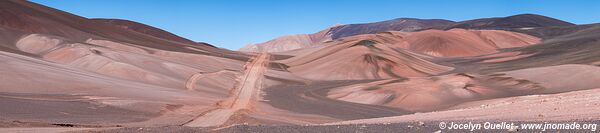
[31,0,600,50]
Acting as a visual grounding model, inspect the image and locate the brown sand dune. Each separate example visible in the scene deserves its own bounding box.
[0,50,224,126]
[327,64,600,113]
[14,33,241,89]
[0,0,247,90]
[319,22,600,127]
[0,32,243,126]
[326,74,500,112]
[0,0,251,127]
[279,38,454,80]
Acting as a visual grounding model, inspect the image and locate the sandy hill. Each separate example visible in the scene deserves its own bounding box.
[278,37,454,80]
[0,0,248,126]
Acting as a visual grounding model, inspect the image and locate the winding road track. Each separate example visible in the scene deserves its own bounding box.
[185,73,204,90]
[185,53,269,127]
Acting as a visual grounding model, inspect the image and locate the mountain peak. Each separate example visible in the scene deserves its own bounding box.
[446,13,575,30]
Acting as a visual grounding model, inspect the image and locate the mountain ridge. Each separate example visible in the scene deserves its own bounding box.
[241,14,573,53]
[91,18,215,47]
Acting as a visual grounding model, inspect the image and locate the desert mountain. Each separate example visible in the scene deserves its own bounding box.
[243,14,570,53]
[329,18,455,39]
[508,23,600,39]
[277,36,455,80]
[398,29,539,57]
[0,0,248,126]
[276,28,538,80]
[327,63,600,112]
[462,24,600,73]
[443,14,575,30]
[0,0,242,59]
[283,29,539,57]
[241,18,454,52]
[324,24,600,110]
[319,21,600,115]
[239,25,339,52]
[92,18,214,47]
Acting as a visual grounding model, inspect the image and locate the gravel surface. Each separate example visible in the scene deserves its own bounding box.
[264,80,410,120]
[85,120,599,133]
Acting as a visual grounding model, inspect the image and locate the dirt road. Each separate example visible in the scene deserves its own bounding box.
[185,73,204,90]
[185,53,270,127]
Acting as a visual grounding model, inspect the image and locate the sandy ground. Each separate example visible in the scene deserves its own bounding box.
[262,80,408,121]
[84,120,600,133]
[0,42,236,126]
[0,127,102,133]
[327,88,600,125]
[185,54,270,127]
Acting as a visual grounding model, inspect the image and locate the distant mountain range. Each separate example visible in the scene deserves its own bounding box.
[442,14,574,30]
[241,14,575,53]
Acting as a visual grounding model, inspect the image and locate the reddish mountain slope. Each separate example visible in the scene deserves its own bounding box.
[0,0,247,126]
[91,18,215,47]
[278,38,454,80]
[241,18,455,53]
[444,14,575,30]
[276,29,539,80]
[402,29,539,57]
[0,0,242,60]
[240,25,340,52]
[243,14,569,53]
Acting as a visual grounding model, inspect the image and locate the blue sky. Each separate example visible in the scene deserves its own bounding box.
[31,0,600,50]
